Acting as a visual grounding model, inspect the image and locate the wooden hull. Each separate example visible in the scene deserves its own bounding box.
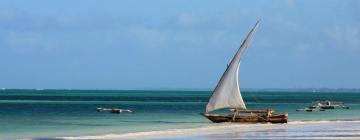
[201,113,288,124]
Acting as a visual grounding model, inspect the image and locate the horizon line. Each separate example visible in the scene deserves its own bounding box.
[1,87,360,92]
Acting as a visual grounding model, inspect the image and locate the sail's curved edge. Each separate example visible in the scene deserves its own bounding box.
[206,20,260,113]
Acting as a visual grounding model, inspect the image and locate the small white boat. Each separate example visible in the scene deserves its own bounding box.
[313,100,350,109]
[96,108,132,114]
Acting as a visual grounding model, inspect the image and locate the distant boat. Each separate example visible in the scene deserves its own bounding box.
[313,100,350,109]
[201,20,288,123]
[296,100,349,112]
[96,108,133,114]
[296,106,325,112]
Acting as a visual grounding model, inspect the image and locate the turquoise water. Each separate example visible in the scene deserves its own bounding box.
[0,89,359,139]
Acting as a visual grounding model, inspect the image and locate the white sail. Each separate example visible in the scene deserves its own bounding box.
[206,21,260,113]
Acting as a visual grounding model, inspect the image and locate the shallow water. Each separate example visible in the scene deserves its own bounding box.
[58,121,360,140]
[0,89,359,139]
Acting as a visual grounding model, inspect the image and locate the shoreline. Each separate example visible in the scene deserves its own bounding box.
[3,90,359,140]
[56,120,360,140]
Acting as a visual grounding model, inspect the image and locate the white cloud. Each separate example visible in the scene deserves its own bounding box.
[128,27,167,48]
[177,14,193,27]
[326,25,360,50]
[286,0,296,7]
[2,31,59,53]
[54,15,80,27]
[0,8,18,22]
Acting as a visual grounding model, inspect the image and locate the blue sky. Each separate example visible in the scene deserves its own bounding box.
[0,0,359,89]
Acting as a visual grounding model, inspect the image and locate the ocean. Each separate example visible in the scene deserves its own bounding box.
[0,89,360,139]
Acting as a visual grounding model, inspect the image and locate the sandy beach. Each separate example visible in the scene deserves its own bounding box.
[58,121,360,140]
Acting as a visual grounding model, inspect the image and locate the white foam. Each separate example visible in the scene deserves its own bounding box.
[58,124,259,139]
[289,120,360,124]
[57,120,360,140]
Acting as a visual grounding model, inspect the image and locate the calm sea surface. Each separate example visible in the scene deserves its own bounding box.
[0,89,359,139]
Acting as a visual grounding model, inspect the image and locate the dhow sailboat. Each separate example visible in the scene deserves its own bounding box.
[201,20,288,123]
